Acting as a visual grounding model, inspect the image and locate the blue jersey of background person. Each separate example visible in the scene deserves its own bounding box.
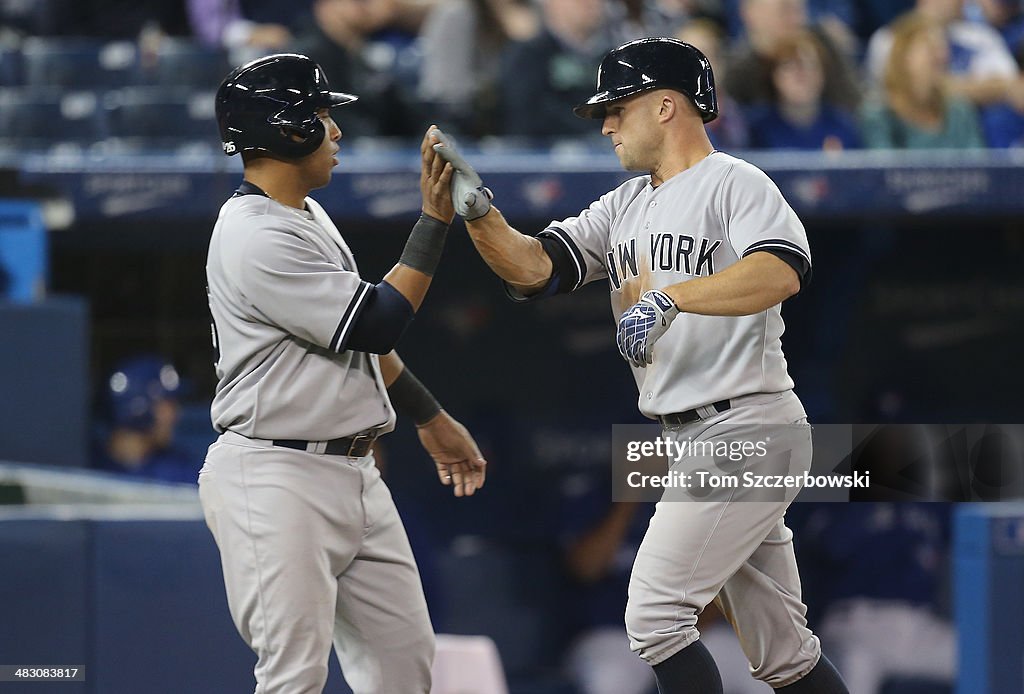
[92,355,201,484]
[558,466,657,631]
[787,502,952,623]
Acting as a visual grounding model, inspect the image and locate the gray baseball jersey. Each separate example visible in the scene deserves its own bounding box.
[528,152,820,682]
[537,151,810,417]
[202,185,433,693]
[206,192,396,440]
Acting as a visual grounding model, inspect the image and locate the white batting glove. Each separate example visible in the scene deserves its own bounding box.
[616,290,680,367]
[431,130,493,221]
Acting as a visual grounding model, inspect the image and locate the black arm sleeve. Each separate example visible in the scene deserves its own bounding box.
[502,233,580,303]
[748,248,812,293]
[344,281,415,354]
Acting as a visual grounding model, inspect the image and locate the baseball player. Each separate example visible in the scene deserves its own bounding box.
[93,355,196,484]
[201,53,486,694]
[431,39,849,693]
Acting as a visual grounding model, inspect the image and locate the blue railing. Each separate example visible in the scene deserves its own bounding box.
[5,148,1024,222]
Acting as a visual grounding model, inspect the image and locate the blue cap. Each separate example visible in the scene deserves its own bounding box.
[107,356,181,430]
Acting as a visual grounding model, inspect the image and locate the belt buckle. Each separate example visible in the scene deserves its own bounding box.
[346,432,377,457]
[660,409,698,430]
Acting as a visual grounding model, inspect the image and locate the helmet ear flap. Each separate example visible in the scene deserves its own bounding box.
[269,108,325,157]
[280,124,310,144]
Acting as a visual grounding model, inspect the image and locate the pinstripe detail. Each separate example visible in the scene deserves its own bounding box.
[331,281,372,352]
[743,239,811,264]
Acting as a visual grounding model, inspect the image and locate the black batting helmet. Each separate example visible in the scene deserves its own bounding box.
[215,53,358,158]
[574,38,718,123]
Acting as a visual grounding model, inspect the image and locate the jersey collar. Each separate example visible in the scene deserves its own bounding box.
[233,180,312,217]
[233,180,270,198]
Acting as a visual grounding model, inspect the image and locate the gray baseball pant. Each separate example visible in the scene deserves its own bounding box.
[626,391,821,688]
[199,431,434,694]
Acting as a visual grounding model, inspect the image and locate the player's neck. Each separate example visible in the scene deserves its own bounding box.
[650,139,716,187]
[243,165,310,210]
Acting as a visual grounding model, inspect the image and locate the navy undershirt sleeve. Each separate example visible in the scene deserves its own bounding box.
[501,234,578,303]
[344,281,415,354]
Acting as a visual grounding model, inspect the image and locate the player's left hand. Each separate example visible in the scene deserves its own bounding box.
[616,289,680,367]
[416,410,487,497]
[420,126,456,223]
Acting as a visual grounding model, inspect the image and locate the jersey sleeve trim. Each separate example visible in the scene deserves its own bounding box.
[742,238,811,266]
[538,225,586,291]
[330,280,373,353]
[751,248,812,291]
[502,274,562,303]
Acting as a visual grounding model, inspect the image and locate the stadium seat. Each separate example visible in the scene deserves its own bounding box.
[433,634,509,694]
[0,88,106,148]
[391,40,424,95]
[0,47,21,85]
[144,39,230,90]
[21,37,139,88]
[104,88,219,150]
[0,0,77,36]
[0,0,63,35]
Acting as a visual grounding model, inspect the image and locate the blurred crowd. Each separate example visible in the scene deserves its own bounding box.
[1,0,1023,150]
[1,3,996,693]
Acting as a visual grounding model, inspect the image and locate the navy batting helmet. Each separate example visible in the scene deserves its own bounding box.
[574,38,718,123]
[107,356,181,431]
[215,53,358,158]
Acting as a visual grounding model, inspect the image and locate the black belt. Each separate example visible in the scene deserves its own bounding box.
[657,399,731,428]
[273,430,380,457]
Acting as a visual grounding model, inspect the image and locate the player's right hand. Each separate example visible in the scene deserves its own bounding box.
[431,129,494,221]
[420,126,456,223]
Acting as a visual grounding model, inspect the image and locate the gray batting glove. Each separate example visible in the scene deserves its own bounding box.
[432,130,493,221]
[616,289,680,367]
